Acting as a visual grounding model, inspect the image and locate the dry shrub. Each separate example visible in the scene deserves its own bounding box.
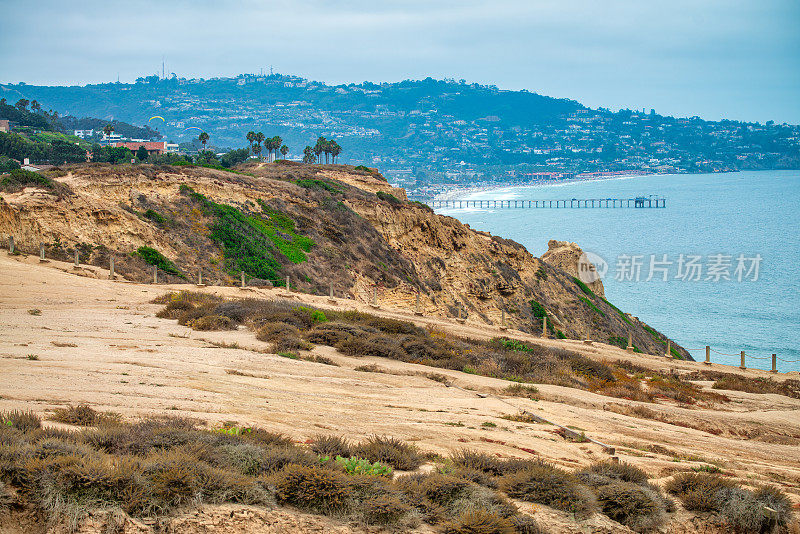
[509,514,545,534]
[303,355,339,366]
[310,435,353,459]
[502,384,539,399]
[335,335,406,360]
[0,480,12,508]
[190,314,237,331]
[711,374,800,399]
[665,472,736,511]
[354,435,423,471]
[362,493,411,524]
[443,509,516,534]
[256,322,299,342]
[305,322,374,345]
[712,485,795,533]
[0,410,41,432]
[272,464,351,513]
[450,450,504,477]
[500,462,596,517]
[595,481,665,531]
[585,460,648,484]
[50,405,118,427]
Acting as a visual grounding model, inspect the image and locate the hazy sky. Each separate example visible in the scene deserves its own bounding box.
[1,0,798,123]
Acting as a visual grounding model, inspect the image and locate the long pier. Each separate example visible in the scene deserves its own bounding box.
[431,196,666,209]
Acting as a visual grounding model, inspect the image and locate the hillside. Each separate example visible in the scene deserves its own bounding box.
[3,75,798,189]
[0,161,683,357]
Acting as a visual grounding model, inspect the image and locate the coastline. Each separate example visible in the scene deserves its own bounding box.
[432,171,657,203]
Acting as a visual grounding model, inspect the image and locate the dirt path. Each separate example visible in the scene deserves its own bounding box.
[1,253,799,505]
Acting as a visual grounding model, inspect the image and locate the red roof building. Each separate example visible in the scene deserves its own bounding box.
[112,141,166,156]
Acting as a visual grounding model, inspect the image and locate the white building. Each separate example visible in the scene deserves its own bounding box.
[73,129,94,139]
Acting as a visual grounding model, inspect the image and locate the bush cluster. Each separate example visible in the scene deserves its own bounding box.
[0,411,567,530]
[666,472,793,531]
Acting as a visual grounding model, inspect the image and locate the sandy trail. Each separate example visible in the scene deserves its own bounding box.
[1,253,799,503]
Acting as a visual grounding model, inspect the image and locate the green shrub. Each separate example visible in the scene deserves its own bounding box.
[443,509,516,534]
[529,300,547,319]
[273,464,350,513]
[573,277,595,297]
[500,462,595,517]
[354,435,423,471]
[0,169,54,192]
[143,209,166,224]
[295,179,342,194]
[376,191,402,205]
[135,246,183,277]
[579,296,606,317]
[335,456,393,477]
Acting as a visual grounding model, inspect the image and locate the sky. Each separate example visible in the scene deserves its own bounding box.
[1,0,798,124]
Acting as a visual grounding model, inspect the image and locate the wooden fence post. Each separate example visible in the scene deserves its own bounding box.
[704,346,711,365]
[739,351,746,370]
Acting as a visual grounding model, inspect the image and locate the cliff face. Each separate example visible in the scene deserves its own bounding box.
[0,162,686,357]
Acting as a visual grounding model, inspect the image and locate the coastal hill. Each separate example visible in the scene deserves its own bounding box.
[2,75,799,191]
[0,160,683,357]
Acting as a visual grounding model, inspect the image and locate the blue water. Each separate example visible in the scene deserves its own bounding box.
[437,171,800,372]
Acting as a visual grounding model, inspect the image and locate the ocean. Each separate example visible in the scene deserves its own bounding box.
[436,170,800,372]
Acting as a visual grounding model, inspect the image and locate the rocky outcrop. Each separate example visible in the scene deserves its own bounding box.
[541,239,605,298]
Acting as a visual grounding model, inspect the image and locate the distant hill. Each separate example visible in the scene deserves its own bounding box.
[3,74,799,187]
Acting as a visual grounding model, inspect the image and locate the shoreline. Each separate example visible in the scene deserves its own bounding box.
[432,171,658,203]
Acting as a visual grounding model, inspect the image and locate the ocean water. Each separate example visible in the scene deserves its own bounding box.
[437,171,800,372]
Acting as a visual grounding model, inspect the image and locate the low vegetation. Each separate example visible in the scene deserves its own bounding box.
[666,472,793,532]
[0,413,552,531]
[152,291,729,407]
[135,246,184,277]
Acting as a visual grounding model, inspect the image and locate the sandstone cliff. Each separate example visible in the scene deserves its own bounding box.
[0,161,686,357]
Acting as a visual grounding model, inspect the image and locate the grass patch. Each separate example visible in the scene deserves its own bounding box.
[580,296,606,317]
[572,276,595,297]
[376,191,402,205]
[135,246,184,277]
[295,179,342,194]
[181,187,314,284]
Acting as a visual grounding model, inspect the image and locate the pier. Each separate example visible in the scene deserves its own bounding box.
[431,196,666,209]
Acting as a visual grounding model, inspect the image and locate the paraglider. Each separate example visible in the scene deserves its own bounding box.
[182,126,203,133]
[148,116,165,124]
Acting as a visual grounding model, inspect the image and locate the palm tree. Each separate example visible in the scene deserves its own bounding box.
[103,124,114,137]
[330,141,342,163]
[254,132,265,161]
[303,146,315,164]
[253,144,262,159]
[271,136,282,162]
[280,145,289,160]
[199,132,210,152]
[314,136,326,164]
[246,131,256,155]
